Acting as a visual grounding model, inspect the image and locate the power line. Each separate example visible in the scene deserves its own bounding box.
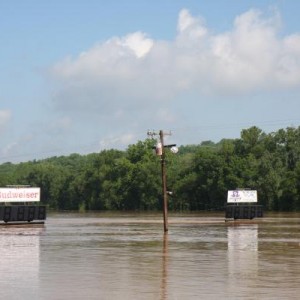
[1,119,299,163]
[170,118,300,133]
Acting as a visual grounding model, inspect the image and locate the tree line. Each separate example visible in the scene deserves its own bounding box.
[1,126,300,211]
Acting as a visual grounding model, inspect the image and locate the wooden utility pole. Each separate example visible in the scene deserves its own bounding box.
[147,130,176,232]
[160,130,168,232]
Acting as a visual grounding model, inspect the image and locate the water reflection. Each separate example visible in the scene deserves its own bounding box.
[227,224,258,297]
[0,225,44,299]
[1,213,300,299]
[160,233,168,300]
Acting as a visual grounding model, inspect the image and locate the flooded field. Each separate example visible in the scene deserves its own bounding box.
[0,212,300,299]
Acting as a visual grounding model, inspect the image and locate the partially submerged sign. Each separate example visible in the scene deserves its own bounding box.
[227,190,257,203]
[0,187,40,202]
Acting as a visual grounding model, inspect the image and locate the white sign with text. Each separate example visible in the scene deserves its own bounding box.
[227,190,257,203]
[0,187,41,202]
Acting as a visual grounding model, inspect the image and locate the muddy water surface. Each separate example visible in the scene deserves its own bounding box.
[0,212,300,300]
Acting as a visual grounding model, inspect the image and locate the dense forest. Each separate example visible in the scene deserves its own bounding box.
[1,126,300,211]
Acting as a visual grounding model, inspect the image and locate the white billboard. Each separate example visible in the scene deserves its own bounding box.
[227,190,257,203]
[0,187,40,202]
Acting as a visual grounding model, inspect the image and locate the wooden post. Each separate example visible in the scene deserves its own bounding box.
[147,130,176,232]
[160,130,168,232]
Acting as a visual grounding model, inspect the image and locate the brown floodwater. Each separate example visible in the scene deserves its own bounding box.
[0,212,300,299]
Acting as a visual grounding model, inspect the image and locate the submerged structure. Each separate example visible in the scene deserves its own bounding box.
[0,185,46,223]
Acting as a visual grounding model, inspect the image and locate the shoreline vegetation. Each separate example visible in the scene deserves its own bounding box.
[1,126,300,212]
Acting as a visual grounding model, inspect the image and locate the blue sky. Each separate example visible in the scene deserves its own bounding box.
[1,0,300,163]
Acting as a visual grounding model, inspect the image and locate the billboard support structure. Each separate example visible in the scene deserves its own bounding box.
[225,189,263,220]
[0,186,46,224]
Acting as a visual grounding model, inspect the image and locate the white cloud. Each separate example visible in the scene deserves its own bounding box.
[177,8,208,43]
[209,9,281,92]
[51,32,153,81]
[42,7,300,155]
[120,32,154,58]
[276,34,300,85]
[49,8,300,110]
